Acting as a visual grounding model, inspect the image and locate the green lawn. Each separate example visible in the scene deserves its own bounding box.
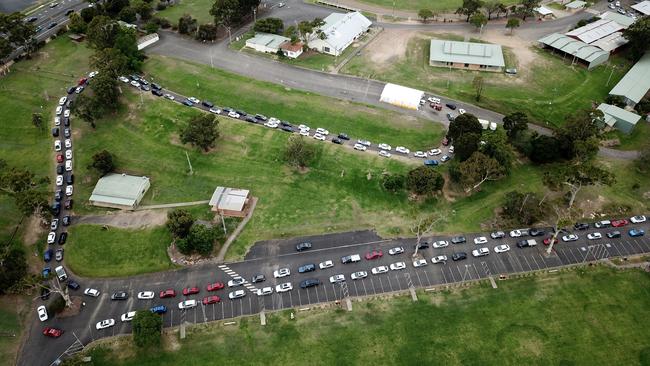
[155,0,215,25]
[82,266,650,365]
[342,33,630,128]
[0,299,22,366]
[355,0,519,12]
[605,120,650,151]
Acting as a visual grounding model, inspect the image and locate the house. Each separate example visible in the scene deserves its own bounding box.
[245,33,289,54]
[565,0,587,11]
[631,0,650,15]
[308,12,371,56]
[280,41,304,59]
[209,187,251,218]
[89,173,150,210]
[538,33,609,69]
[428,40,505,72]
[534,6,554,19]
[596,103,641,134]
[609,53,650,107]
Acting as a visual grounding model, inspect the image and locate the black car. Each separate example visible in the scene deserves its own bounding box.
[67,280,80,290]
[54,190,62,202]
[255,114,267,121]
[66,174,74,185]
[111,291,129,300]
[245,116,257,123]
[183,99,193,106]
[47,22,57,29]
[332,138,342,144]
[235,110,247,117]
[451,236,466,244]
[152,89,163,96]
[298,263,316,273]
[300,279,321,289]
[52,128,59,137]
[27,16,38,22]
[67,86,75,94]
[606,230,621,238]
[64,199,73,209]
[251,274,265,283]
[338,133,350,140]
[56,165,64,174]
[451,252,467,261]
[63,117,70,127]
[202,101,214,108]
[151,83,162,90]
[416,241,429,250]
[490,231,505,239]
[296,242,312,251]
[52,202,61,215]
[445,103,457,110]
[574,223,589,230]
[65,9,74,15]
[140,84,150,91]
[139,79,149,86]
[280,126,294,133]
[280,121,292,127]
[66,100,73,108]
[40,286,51,300]
[62,215,71,226]
[529,228,545,237]
[63,128,71,138]
[222,107,232,114]
[58,232,67,245]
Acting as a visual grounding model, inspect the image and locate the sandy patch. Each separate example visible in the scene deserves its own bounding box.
[74,209,168,229]
[364,29,418,65]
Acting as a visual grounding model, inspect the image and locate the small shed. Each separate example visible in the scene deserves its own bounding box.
[596,103,641,134]
[379,83,424,110]
[534,6,554,18]
[209,187,251,218]
[89,173,150,210]
[245,33,289,54]
[565,0,587,11]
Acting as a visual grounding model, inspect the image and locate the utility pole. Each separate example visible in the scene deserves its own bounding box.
[606,64,616,86]
[185,151,193,175]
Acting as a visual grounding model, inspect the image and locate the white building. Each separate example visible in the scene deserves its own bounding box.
[379,83,424,110]
[280,41,304,59]
[245,33,289,54]
[309,12,371,56]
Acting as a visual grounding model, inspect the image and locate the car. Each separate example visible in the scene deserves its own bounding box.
[182,287,200,296]
[472,247,490,257]
[379,150,392,158]
[58,96,67,106]
[611,219,628,227]
[426,158,439,165]
[65,185,73,196]
[64,139,72,149]
[313,133,326,141]
[298,263,316,273]
[43,248,53,262]
[630,215,646,224]
[378,143,392,151]
[202,295,221,305]
[389,262,406,271]
[63,127,71,137]
[298,124,310,132]
[473,236,488,245]
[451,252,467,261]
[118,76,129,83]
[178,299,197,310]
[50,219,59,231]
[43,327,63,338]
[529,228,545,237]
[316,128,329,135]
[416,241,429,250]
[55,106,63,116]
[55,116,61,126]
[65,150,72,160]
[65,160,72,172]
[458,108,466,115]
[594,220,611,228]
[451,236,466,244]
[235,110,247,117]
[206,282,224,291]
[254,114,267,121]
[332,138,342,144]
[121,311,136,322]
[329,274,345,283]
[67,280,80,290]
[365,250,383,260]
[629,229,645,237]
[52,127,60,137]
[159,289,176,298]
[446,103,457,110]
[414,151,427,158]
[562,234,579,242]
[490,231,506,239]
[54,140,62,152]
[432,240,449,249]
[26,16,38,22]
[62,216,71,226]
[494,244,510,253]
[51,202,61,215]
[55,248,64,261]
[58,232,67,245]
[257,287,273,296]
[449,114,459,123]
[431,255,447,264]
[574,223,589,230]
[357,139,371,146]
[150,305,167,314]
[246,116,257,123]
[341,254,361,264]
[395,146,410,154]
[606,230,621,238]
[428,148,442,156]
[111,291,128,300]
[371,266,389,274]
[587,232,602,240]
[273,268,290,278]
[299,130,310,137]
[89,71,98,78]
[130,80,141,88]
[84,288,100,297]
[264,121,278,128]
[201,100,214,108]
[47,232,56,244]
[413,259,428,267]
[337,133,350,140]
[164,93,175,100]
[300,279,321,288]
[63,200,73,209]
[137,291,155,299]
[543,237,558,246]
[227,277,246,287]
[182,99,193,106]
[276,282,293,293]
[74,86,84,94]
[388,246,404,255]
[54,189,62,201]
[42,267,51,279]
[351,271,368,280]
[228,111,240,118]
[440,155,451,163]
[353,143,367,151]
[140,84,150,91]
[37,306,48,322]
[509,230,523,237]
[251,274,266,283]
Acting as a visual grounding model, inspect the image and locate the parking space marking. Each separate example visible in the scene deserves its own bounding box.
[521,255,535,271]
[472,264,482,279]
[630,239,645,253]
[360,278,368,296]
[386,275,393,291]
[509,253,525,272]
[296,286,302,306]
[287,291,293,308]
[619,240,635,255]
[423,270,431,287]
[414,270,423,287]
[530,254,543,269]
[568,248,580,263]
[637,238,650,252]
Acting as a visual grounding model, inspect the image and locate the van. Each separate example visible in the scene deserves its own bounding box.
[54,266,67,282]
[341,254,361,264]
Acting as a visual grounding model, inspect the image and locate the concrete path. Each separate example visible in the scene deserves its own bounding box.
[136,200,210,210]
[215,197,258,262]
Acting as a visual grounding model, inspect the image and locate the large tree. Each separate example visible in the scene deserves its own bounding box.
[89,150,115,176]
[447,113,482,142]
[0,248,27,294]
[86,16,120,50]
[132,310,162,348]
[167,209,195,238]
[178,14,198,35]
[555,109,603,161]
[528,134,563,164]
[500,191,547,226]
[91,47,128,79]
[543,162,615,208]
[418,9,434,22]
[113,28,144,71]
[0,12,36,59]
[454,132,481,162]
[484,0,501,19]
[519,0,541,20]
[180,114,220,151]
[406,166,444,195]
[456,0,484,22]
[210,0,242,34]
[283,135,316,168]
[71,93,102,128]
[68,12,88,34]
[469,12,488,31]
[506,17,520,34]
[253,17,283,34]
[197,24,218,41]
[480,128,515,173]
[458,151,505,192]
[622,15,650,61]
[90,73,120,111]
[502,111,528,139]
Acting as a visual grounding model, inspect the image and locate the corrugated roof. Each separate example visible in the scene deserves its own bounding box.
[316,12,371,53]
[379,83,424,110]
[246,33,289,49]
[597,103,641,125]
[209,187,250,211]
[535,6,554,15]
[89,174,150,206]
[609,53,650,104]
[566,0,587,8]
[590,32,628,52]
[566,19,622,44]
[429,40,505,67]
[598,11,634,28]
[631,0,650,15]
[538,33,609,63]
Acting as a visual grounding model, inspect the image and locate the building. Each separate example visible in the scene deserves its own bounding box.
[538,33,609,69]
[245,33,289,54]
[308,12,371,56]
[209,187,251,218]
[379,83,424,110]
[598,11,634,28]
[596,103,641,134]
[565,0,587,11]
[631,0,650,15]
[609,53,650,107]
[566,19,623,44]
[428,40,505,72]
[280,41,304,59]
[534,6,554,19]
[89,173,150,210]
[137,33,159,51]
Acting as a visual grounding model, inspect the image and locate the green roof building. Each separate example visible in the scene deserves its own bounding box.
[89,173,151,210]
[596,103,641,134]
[429,40,505,72]
[609,53,650,107]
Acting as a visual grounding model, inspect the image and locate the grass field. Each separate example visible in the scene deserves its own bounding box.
[82,266,650,365]
[606,121,650,151]
[0,299,22,366]
[155,0,215,25]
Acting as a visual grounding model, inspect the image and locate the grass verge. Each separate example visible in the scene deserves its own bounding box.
[0,297,23,366]
[155,0,215,25]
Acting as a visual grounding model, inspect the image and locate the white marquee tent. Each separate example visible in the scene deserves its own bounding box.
[379,83,424,110]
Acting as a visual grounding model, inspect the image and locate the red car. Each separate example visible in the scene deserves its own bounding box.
[612,219,629,227]
[202,295,221,305]
[56,154,64,163]
[159,289,176,298]
[543,237,558,246]
[43,327,63,338]
[78,77,87,86]
[206,282,224,291]
[183,287,199,296]
[365,250,383,260]
[441,137,449,146]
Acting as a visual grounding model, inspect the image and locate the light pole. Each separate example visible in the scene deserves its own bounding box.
[606,64,616,86]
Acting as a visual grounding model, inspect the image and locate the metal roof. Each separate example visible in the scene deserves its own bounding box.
[534,6,554,15]
[538,33,609,63]
[631,0,650,15]
[247,33,289,49]
[379,83,424,110]
[429,40,505,67]
[316,12,371,53]
[598,11,634,28]
[565,0,587,8]
[609,53,650,104]
[597,103,641,127]
[89,174,150,206]
[566,19,623,44]
[590,32,628,52]
[209,187,249,211]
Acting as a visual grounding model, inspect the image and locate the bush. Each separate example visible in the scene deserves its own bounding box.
[406,166,444,195]
[166,209,195,238]
[156,2,167,10]
[500,191,546,225]
[132,310,162,348]
[175,224,216,256]
[382,174,405,192]
[283,135,316,168]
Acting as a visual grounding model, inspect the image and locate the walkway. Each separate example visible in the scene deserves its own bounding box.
[136,200,210,210]
[215,197,258,262]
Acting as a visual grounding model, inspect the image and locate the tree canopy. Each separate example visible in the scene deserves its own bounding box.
[502,111,528,139]
[0,12,36,59]
[167,209,195,238]
[458,151,506,192]
[283,135,316,168]
[406,166,444,195]
[89,150,115,176]
[180,114,220,151]
[447,113,482,143]
[254,17,283,34]
[622,15,650,61]
[543,161,615,208]
[132,310,163,348]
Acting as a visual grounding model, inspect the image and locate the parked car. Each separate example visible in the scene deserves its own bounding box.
[207,282,224,291]
[137,291,155,299]
[371,266,389,274]
[341,254,361,264]
[178,299,197,310]
[55,248,64,261]
[329,274,345,283]
[365,250,383,260]
[229,290,246,299]
[159,289,176,298]
[67,280,80,290]
[629,229,645,237]
[227,277,246,287]
[472,247,490,257]
[594,220,611,228]
[37,306,48,321]
[490,231,506,239]
[182,287,200,296]
[251,274,266,283]
[630,215,646,224]
[587,232,602,240]
[84,288,100,297]
[296,242,312,251]
[529,228,545,237]
[389,262,406,271]
[413,259,428,267]
[473,236,488,245]
[111,291,128,300]
[606,230,621,238]
[562,234,579,242]
[319,260,333,269]
[574,223,589,230]
[611,219,629,227]
[451,236,466,244]
[431,255,447,264]
[275,282,293,293]
[44,249,53,262]
[300,279,321,288]
[432,240,449,248]
[451,252,467,261]
[494,244,510,253]
[388,246,404,255]
[150,305,167,314]
[257,287,273,296]
[298,263,316,273]
[273,268,290,278]
[351,271,368,280]
[43,327,63,338]
[202,295,221,305]
[121,311,136,322]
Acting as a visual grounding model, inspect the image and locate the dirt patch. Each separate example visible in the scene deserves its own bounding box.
[364,29,418,66]
[22,215,46,246]
[56,297,82,318]
[74,209,168,229]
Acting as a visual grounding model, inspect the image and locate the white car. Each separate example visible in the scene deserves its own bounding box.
[37,305,48,322]
[427,97,441,103]
[273,268,290,278]
[121,311,136,322]
[264,121,278,128]
[440,155,451,163]
[130,80,140,88]
[137,291,154,299]
[54,117,61,126]
[75,86,84,94]
[378,150,391,158]
[509,230,523,238]
[96,319,115,330]
[351,271,367,280]
[353,143,367,151]
[65,160,72,172]
[54,140,62,151]
[562,234,579,242]
[47,232,56,244]
[315,128,329,135]
[631,215,647,224]
[431,255,447,264]
[299,130,310,137]
[229,290,246,299]
[228,111,240,119]
[267,117,280,124]
[164,93,175,100]
[188,97,200,104]
[494,244,510,253]
[50,219,58,231]
[594,220,611,228]
[84,288,100,297]
[472,247,490,257]
[58,96,67,106]
[388,246,404,255]
[313,133,326,141]
[275,282,293,293]
[55,106,63,115]
[118,76,129,83]
[64,139,71,149]
[257,287,273,296]
[63,109,70,118]
[65,150,72,160]
[413,259,428,267]
[473,236,488,245]
[448,146,455,154]
[319,260,333,269]
[395,146,410,154]
[178,299,197,310]
[209,107,221,114]
[432,240,449,249]
[56,175,63,186]
[371,266,389,275]
[357,139,371,146]
[65,185,73,196]
[298,124,310,132]
[329,274,345,283]
[89,71,98,78]
[390,262,406,271]
[428,148,442,156]
[587,232,602,240]
[227,277,246,287]
[378,143,392,151]
[413,151,427,158]
[458,108,466,115]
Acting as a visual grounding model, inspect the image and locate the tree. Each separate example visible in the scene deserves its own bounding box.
[0,248,27,294]
[410,214,446,257]
[90,73,120,111]
[253,17,283,34]
[144,21,160,34]
[80,6,99,23]
[68,12,88,34]
[89,150,114,175]
[86,16,120,50]
[197,23,218,41]
[118,7,137,23]
[469,12,487,30]
[543,162,615,208]
[555,109,603,161]
[484,0,501,19]
[529,135,563,164]
[178,14,198,35]
[188,224,216,256]
[284,25,299,44]
[133,1,154,21]
[382,174,405,192]
[634,143,650,175]
[210,0,240,36]
[502,111,528,139]
[406,166,444,195]
[454,132,481,161]
[167,209,195,238]
[519,0,541,20]
[0,12,36,59]
[14,188,49,217]
[104,0,131,17]
[114,28,144,72]
[447,113,482,142]
[180,114,220,151]
[472,76,484,101]
[47,293,67,315]
[506,18,520,34]
[456,0,484,22]
[480,128,515,173]
[32,113,43,129]
[458,151,506,192]
[71,94,101,128]
[418,9,434,22]
[497,3,508,18]
[91,47,128,79]
[132,310,162,348]
[283,135,316,168]
[622,15,649,61]
[500,191,546,226]
[605,95,626,108]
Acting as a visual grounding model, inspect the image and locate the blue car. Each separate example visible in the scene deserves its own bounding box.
[424,159,439,166]
[182,99,193,107]
[42,267,51,279]
[150,305,167,314]
[629,229,645,237]
[44,249,53,262]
